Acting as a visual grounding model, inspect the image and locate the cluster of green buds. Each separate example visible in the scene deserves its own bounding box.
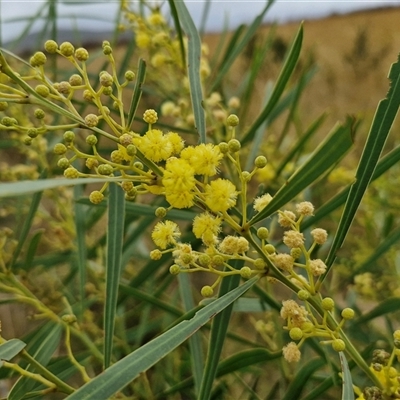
[280,296,355,362]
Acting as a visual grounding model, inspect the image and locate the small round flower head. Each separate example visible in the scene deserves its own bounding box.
[253,193,273,212]
[192,212,222,242]
[254,155,267,168]
[64,167,79,179]
[205,178,238,213]
[27,128,38,138]
[163,158,196,209]
[181,143,223,176]
[119,133,133,146]
[219,236,249,255]
[228,139,241,153]
[169,264,180,275]
[257,227,269,240]
[75,47,89,61]
[201,285,214,298]
[280,300,308,327]
[278,210,296,228]
[321,297,334,311]
[53,143,67,155]
[125,70,135,81]
[85,114,99,127]
[282,342,301,363]
[228,96,240,109]
[134,129,173,162]
[226,114,239,127]
[63,130,75,142]
[311,228,328,245]
[58,81,71,95]
[97,164,113,176]
[332,339,346,352]
[59,42,75,57]
[173,243,195,268]
[99,71,113,87]
[143,109,158,124]
[289,327,303,341]
[273,253,294,271]
[296,201,314,216]
[254,258,266,270]
[85,158,99,169]
[83,89,94,102]
[218,142,229,154]
[86,135,98,146]
[341,308,355,320]
[309,259,327,276]
[89,191,104,204]
[150,249,162,260]
[44,40,58,53]
[57,158,70,169]
[32,51,47,67]
[69,74,83,86]
[240,266,252,279]
[283,230,304,249]
[35,84,50,97]
[151,220,181,249]
[165,132,184,155]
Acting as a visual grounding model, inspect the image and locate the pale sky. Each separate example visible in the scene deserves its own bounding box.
[1,1,399,43]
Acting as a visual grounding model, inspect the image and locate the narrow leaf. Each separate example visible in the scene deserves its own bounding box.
[198,260,243,400]
[0,177,125,198]
[127,58,146,130]
[242,23,303,146]
[174,1,206,142]
[0,339,26,361]
[340,352,354,400]
[324,54,400,273]
[104,183,126,369]
[66,277,258,400]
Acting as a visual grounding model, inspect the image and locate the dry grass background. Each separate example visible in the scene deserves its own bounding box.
[204,6,400,146]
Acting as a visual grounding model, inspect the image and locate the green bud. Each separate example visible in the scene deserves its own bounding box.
[34,109,45,119]
[254,155,267,168]
[331,339,345,352]
[75,47,89,61]
[155,207,167,218]
[297,289,310,301]
[86,135,98,146]
[44,40,58,53]
[226,114,239,127]
[257,227,269,240]
[63,130,75,142]
[53,143,67,155]
[35,85,50,97]
[228,138,241,153]
[169,264,180,275]
[321,297,335,311]
[59,42,75,57]
[97,164,113,175]
[218,142,229,154]
[201,285,214,297]
[289,327,303,341]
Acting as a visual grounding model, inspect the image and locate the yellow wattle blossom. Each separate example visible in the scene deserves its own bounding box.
[162,158,196,208]
[181,143,223,176]
[165,132,185,155]
[192,212,222,242]
[204,178,237,213]
[151,220,181,249]
[133,129,173,162]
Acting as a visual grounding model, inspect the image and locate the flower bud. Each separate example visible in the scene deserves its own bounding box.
[89,191,104,204]
[226,114,239,127]
[201,285,214,297]
[44,40,58,53]
[254,156,267,168]
[75,47,89,61]
[59,42,75,57]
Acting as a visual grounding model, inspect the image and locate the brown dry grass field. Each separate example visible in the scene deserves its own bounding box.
[204,6,400,144]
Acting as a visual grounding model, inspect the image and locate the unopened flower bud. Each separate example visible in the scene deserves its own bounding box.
[44,40,58,53]
[89,191,104,204]
[226,114,239,127]
[59,42,75,57]
[201,285,214,297]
